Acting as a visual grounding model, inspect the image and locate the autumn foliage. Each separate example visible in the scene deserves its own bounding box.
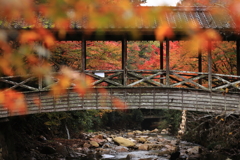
[0,0,239,114]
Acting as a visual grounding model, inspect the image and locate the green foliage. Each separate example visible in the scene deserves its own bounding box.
[42,112,71,126]
[69,110,103,132]
[157,120,168,130]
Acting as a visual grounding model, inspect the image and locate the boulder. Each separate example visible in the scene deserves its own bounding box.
[106,138,112,142]
[127,132,134,137]
[90,137,105,145]
[137,137,147,143]
[113,137,135,147]
[134,130,142,134]
[138,144,149,150]
[90,141,99,147]
[187,146,200,155]
[161,129,169,134]
[94,134,103,139]
[151,128,159,133]
[114,146,129,152]
[83,143,91,148]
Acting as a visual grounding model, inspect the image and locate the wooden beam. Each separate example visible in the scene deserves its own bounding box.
[81,37,86,72]
[237,40,240,76]
[166,40,170,86]
[122,37,127,86]
[198,47,202,85]
[208,41,212,91]
[160,41,164,84]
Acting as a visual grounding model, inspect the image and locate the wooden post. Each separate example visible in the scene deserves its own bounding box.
[237,40,240,76]
[122,38,127,86]
[160,41,164,84]
[166,40,170,86]
[198,47,202,85]
[208,41,212,91]
[81,37,86,73]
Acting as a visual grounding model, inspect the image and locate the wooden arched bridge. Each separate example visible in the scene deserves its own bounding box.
[1,6,240,117]
[0,69,240,118]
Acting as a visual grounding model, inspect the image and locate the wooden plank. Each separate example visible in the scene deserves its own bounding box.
[86,72,123,86]
[127,71,165,87]
[166,40,170,86]
[170,72,208,90]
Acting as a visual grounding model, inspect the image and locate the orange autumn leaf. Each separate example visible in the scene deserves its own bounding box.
[74,76,93,97]
[74,84,87,97]
[0,89,27,115]
[50,84,67,97]
[112,97,127,110]
[0,58,13,76]
[228,0,240,29]
[155,23,174,41]
[187,29,221,52]
[50,75,71,97]
[19,31,40,44]
[33,97,41,107]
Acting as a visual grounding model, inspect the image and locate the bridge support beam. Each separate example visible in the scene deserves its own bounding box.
[237,40,240,76]
[166,40,170,86]
[122,38,127,86]
[160,41,164,84]
[81,36,86,72]
[198,47,202,85]
[208,41,212,90]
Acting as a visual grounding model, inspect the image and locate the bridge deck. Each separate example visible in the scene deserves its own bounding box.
[0,87,239,118]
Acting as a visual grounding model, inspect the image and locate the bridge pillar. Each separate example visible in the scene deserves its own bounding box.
[166,39,170,86]
[160,41,164,84]
[237,40,240,76]
[207,41,212,90]
[122,38,127,86]
[81,36,86,73]
[198,47,202,85]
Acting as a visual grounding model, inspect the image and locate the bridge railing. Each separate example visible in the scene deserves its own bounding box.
[0,70,240,93]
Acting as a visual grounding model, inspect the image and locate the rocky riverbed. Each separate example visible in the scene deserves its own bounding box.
[19,128,204,160]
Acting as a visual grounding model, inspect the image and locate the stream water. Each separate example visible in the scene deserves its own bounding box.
[66,134,240,160]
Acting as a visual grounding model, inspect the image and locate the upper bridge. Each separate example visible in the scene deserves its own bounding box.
[1,6,240,117]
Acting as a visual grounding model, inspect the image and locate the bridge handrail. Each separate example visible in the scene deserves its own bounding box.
[1,69,240,93]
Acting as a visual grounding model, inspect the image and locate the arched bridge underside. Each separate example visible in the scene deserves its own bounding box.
[0,87,240,118]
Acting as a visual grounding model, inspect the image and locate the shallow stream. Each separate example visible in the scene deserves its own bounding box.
[68,134,240,160]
